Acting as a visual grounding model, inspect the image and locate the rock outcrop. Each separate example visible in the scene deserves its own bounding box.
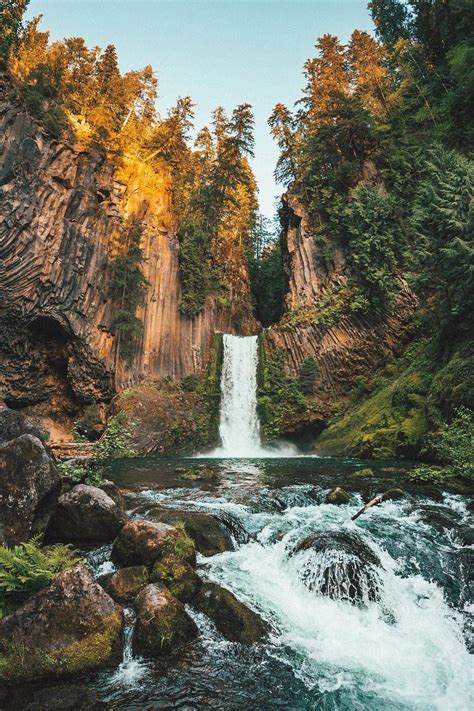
[0,76,256,437]
[0,565,122,683]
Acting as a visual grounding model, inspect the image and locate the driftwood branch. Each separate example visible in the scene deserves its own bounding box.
[351,489,404,521]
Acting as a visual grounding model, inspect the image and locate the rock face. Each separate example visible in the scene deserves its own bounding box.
[292,531,382,604]
[0,407,45,443]
[266,194,417,410]
[0,82,256,435]
[46,484,125,543]
[112,518,195,567]
[192,582,267,644]
[0,433,61,545]
[132,583,198,656]
[0,565,122,683]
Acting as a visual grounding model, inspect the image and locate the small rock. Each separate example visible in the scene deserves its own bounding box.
[325,487,351,505]
[352,468,374,478]
[382,488,405,501]
[0,565,122,683]
[112,519,195,567]
[192,582,267,644]
[46,484,125,543]
[108,566,149,603]
[151,554,201,602]
[133,583,198,656]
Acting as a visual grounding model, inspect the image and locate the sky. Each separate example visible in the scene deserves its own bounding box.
[27,0,374,216]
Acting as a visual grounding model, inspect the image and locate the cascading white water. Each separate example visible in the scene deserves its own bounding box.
[207,334,296,458]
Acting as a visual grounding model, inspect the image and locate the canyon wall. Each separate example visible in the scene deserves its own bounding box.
[266,193,417,401]
[0,79,255,431]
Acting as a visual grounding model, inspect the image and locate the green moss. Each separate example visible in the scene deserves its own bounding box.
[0,609,122,682]
[150,554,199,601]
[162,523,196,565]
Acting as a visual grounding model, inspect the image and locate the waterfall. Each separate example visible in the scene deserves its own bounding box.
[207,334,297,458]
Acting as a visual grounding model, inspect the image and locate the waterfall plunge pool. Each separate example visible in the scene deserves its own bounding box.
[90,455,472,711]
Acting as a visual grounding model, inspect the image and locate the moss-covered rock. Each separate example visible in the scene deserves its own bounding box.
[108,566,149,603]
[147,508,234,557]
[150,554,201,602]
[192,582,267,644]
[112,519,195,567]
[352,468,374,478]
[132,583,198,657]
[0,565,122,683]
[325,487,351,504]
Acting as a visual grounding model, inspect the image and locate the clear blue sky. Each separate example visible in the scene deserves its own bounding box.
[27,0,374,216]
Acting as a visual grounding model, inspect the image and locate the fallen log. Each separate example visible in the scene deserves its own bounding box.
[351,488,405,521]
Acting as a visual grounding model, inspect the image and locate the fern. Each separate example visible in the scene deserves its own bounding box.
[0,536,81,618]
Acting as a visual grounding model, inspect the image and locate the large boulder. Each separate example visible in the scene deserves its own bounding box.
[292,531,382,604]
[0,565,123,683]
[192,582,267,644]
[112,519,195,567]
[0,434,61,545]
[46,484,125,543]
[147,507,234,556]
[132,583,198,657]
[0,407,45,443]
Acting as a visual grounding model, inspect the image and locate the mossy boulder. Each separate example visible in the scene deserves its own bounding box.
[352,468,374,479]
[0,565,122,683]
[192,582,267,644]
[147,508,234,557]
[112,519,195,567]
[325,487,351,505]
[46,484,125,544]
[132,583,198,657]
[108,565,149,603]
[150,554,201,602]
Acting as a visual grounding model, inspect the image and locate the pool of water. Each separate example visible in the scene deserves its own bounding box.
[5,456,472,710]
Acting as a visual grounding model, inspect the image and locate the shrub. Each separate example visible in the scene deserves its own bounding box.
[95,413,135,461]
[298,357,319,395]
[0,537,81,618]
[57,462,103,487]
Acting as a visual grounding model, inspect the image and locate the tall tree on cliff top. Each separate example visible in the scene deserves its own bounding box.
[0,0,29,64]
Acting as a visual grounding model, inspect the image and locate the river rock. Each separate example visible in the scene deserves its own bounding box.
[112,518,195,567]
[132,583,198,656]
[108,565,149,603]
[192,582,267,643]
[4,684,109,711]
[46,484,125,543]
[151,554,201,602]
[0,434,61,545]
[0,565,123,683]
[292,531,382,604]
[382,488,405,501]
[325,487,351,505]
[352,468,374,478]
[456,526,474,547]
[100,480,125,512]
[147,507,234,556]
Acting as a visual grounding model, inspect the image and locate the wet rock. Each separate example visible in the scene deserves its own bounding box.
[132,583,198,656]
[46,484,125,543]
[112,518,195,567]
[383,488,405,501]
[325,487,351,505]
[108,566,149,603]
[180,465,218,482]
[0,565,122,683]
[99,480,125,512]
[352,468,374,479]
[192,582,267,644]
[0,434,61,545]
[455,526,474,547]
[151,554,201,602]
[419,505,459,530]
[15,684,108,710]
[147,507,234,556]
[292,531,382,604]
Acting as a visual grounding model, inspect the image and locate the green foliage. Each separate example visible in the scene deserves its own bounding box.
[57,462,103,487]
[109,218,149,364]
[298,357,319,395]
[95,413,135,461]
[248,217,285,327]
[258,339,307,440]
[0,536,80,618]
[0,0,29,63]
[437,407,474,478]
